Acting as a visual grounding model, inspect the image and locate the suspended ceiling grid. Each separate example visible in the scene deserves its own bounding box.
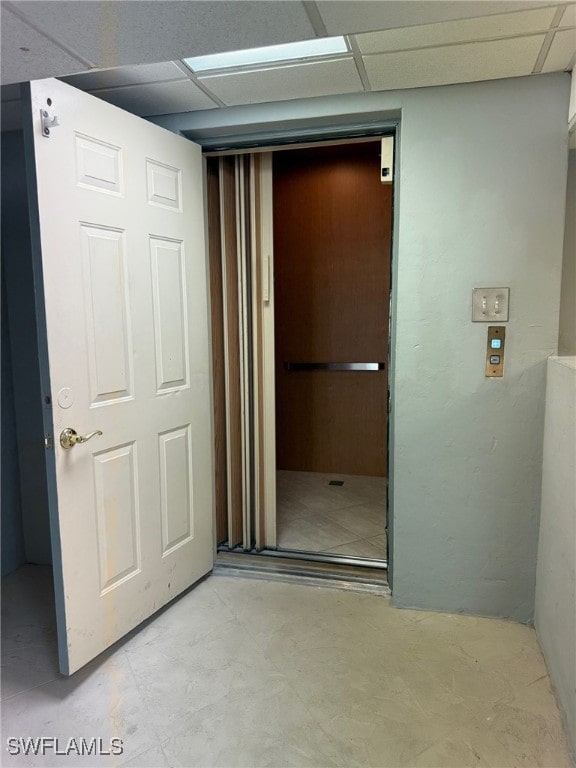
[0,1,574,124]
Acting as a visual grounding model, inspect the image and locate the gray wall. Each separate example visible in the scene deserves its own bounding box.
[535,357,576,761]
[154,72,570,621]
[1,256,25,575]
[1,129,52,566]
[558,149,576,356]
[390,77,568,621]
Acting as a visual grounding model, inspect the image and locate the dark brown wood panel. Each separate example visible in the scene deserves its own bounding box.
[276,370,387,476]
[206,158,228,544]
[273,142,392,476]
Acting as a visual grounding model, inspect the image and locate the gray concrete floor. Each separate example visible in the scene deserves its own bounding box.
[1,565,572,767]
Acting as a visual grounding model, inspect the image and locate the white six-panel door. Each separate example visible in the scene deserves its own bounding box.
[27,78,214,674]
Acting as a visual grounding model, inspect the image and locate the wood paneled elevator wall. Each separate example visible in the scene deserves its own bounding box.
[273,141,392,477]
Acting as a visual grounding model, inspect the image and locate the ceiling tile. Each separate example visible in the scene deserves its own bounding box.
[364,35,545,92]
[317,1,558,36]
[7,1,315,73]
[560,4,576,27]
[62,62,185,91]
[541,29,576,71]
[356,8,556,54]
[199,59,363,107]
[90,80,217,117]
[0,6,87,84]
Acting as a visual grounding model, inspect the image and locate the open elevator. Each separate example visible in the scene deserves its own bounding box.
[208,136,394,579]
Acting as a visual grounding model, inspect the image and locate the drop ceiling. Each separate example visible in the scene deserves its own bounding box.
[1,1,574,126]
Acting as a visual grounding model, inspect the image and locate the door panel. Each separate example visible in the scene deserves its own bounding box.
[207,154,274,549]
[206,158,228,544]
[150,236,189,392]
[273,142,392,476]
[219,157,244,548]
[26,78,213,674]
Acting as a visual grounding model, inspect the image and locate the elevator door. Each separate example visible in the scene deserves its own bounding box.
[273,141,392,477]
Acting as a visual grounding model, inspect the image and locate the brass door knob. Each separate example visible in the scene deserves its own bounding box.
[60,428,103,449]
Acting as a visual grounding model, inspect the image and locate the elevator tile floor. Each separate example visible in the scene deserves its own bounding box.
[1,565,572,767]
[277,470,387,559]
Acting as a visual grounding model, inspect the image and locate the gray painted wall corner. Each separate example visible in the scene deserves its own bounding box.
[535,357,576,763]
[389,74,570,621]
[558,149,576,356]
[1,257,25,576]
[1,129,51,566]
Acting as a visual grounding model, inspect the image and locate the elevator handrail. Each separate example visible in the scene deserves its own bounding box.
[284,362,385,372]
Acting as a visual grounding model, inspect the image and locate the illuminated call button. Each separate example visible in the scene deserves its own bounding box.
[490,355,501,364]
[490,339,502,349]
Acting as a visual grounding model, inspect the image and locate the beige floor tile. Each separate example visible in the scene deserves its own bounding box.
[325,536,387,559]
[277,498,311,523]
[277,512,360,551]
[277,470,387,559]
[369,532,388,549]
[321,502,386,539]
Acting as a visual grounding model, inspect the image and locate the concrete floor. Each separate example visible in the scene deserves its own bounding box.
[1,565,572,768]
[277,471,387,559]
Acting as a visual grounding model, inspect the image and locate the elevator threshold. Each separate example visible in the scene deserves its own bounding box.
[214,550,390,596]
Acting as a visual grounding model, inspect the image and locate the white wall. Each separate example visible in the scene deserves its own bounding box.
[154,72,570,621]
[535,356,576,761]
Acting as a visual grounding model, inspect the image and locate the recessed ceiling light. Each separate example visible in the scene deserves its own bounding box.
[183,36,348,73]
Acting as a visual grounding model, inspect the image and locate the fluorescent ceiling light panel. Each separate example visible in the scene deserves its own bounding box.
[183,36,348,72]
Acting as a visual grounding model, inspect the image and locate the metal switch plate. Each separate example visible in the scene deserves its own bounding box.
[472,287,509,322]
[486,326,506,377]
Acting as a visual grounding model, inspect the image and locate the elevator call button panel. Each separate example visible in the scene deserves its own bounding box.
[486,326,505,377]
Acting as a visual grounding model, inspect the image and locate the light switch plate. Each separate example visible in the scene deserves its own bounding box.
[472,287,509,322]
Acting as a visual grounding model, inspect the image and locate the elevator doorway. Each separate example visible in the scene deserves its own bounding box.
[208,134,395,572]
[273,142,392,562]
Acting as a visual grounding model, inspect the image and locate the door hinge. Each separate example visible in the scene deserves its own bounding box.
[44,434,54,449]
[41,108,60,138]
